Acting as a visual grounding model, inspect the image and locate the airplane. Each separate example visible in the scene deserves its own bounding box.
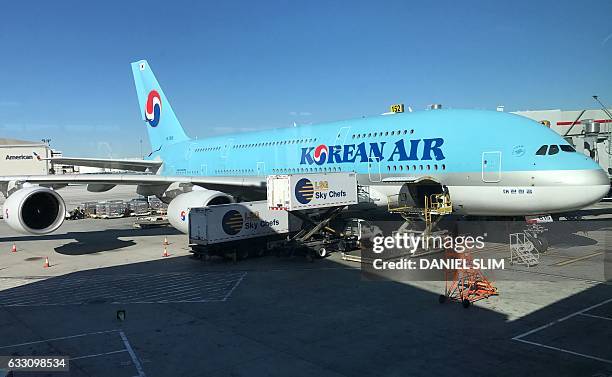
[1,60,609,237]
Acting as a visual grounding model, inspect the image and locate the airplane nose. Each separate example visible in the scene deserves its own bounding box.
[575,168,610,208]
[542,167,609,213]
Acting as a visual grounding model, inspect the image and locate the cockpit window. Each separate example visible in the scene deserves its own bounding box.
[560,145,575,152]
[535,145,548,155]
[548,145,559,155]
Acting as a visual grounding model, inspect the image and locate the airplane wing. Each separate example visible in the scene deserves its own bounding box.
[45,157,163,173]
[0,174,267,200]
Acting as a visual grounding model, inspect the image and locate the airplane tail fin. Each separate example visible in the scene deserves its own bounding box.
[131,60,189,150]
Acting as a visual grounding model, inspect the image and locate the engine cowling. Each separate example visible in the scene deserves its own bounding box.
[167,189,233,233]
[3,186,66,234]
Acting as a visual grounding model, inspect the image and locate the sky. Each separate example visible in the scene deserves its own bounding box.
[0,0,611,158]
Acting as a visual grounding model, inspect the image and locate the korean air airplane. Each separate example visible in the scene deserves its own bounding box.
[1,60,609,235]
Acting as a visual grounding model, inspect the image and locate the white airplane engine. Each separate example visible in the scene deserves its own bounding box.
[3,186,66,234]
[167,190,234,233]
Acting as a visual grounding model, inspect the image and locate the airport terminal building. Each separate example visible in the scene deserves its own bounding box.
[0,138,50,175]
[0,138,79,175]
[512,108,612,178]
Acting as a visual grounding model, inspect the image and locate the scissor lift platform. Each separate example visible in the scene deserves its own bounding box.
[388,192,453,237]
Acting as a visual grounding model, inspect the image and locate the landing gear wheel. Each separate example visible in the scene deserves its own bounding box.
[539,237,549,253]
[531,237,548,253]
[438,295,446,304]
[462,299,471,308]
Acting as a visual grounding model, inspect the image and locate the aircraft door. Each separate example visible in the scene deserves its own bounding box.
[368,156,382,182]
[256,161,266,176]
[482,151,502,183]
[200,164,207,176]
[221,138,235,158]
[334,126,351,146]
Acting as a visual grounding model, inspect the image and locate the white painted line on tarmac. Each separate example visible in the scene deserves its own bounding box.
[222,272,247,302]
[0,329,119,349]
[579,313,612,321]
[512,297,612,364]
[514,338,612,364]
[119,331,146,377]
[0,272,244,305]
[553,252,603,266]
[513,297,612,340]
[71,349,127,360]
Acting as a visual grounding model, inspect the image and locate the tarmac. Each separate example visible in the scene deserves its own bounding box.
[0,186,611,377]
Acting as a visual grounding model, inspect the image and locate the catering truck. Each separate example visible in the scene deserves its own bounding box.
[189,173,360,261]
[188,200,303,260]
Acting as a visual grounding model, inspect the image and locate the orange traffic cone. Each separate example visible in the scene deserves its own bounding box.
[163,237,169,246]
[43,256,50,268]
[162,245,169,258]
[11,243,17,253]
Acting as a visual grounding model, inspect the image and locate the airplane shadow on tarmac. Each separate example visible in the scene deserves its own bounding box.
[0,250,610,377]
[446,218,611,248]
[0,226,182,255]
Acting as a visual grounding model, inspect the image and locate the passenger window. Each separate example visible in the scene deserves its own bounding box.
[560,145,575,152]
[548,145,559,155]
[535,145,548,155]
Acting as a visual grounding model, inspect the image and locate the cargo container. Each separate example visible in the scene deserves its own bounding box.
[128,199,150,216]
[80,201,98,216]
[95,200,128,219]
[148,196,168,213]
[267,172,358,211]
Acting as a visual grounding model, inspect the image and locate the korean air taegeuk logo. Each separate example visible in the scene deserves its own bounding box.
[145,90,162,127]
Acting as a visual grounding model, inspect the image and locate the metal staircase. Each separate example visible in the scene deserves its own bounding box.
[509,233,540,267]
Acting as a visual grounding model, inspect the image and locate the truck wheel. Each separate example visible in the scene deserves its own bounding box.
[315,247,328,259]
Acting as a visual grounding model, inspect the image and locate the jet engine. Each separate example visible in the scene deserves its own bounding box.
[167,189,233,233]
[3,186,66,234]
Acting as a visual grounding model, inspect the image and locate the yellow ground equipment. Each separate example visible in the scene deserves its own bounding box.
[388,192,452,236]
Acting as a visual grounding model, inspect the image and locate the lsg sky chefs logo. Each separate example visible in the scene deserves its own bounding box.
[294,177,344,205]
[295,178,316,204]
[222,210,244,235]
